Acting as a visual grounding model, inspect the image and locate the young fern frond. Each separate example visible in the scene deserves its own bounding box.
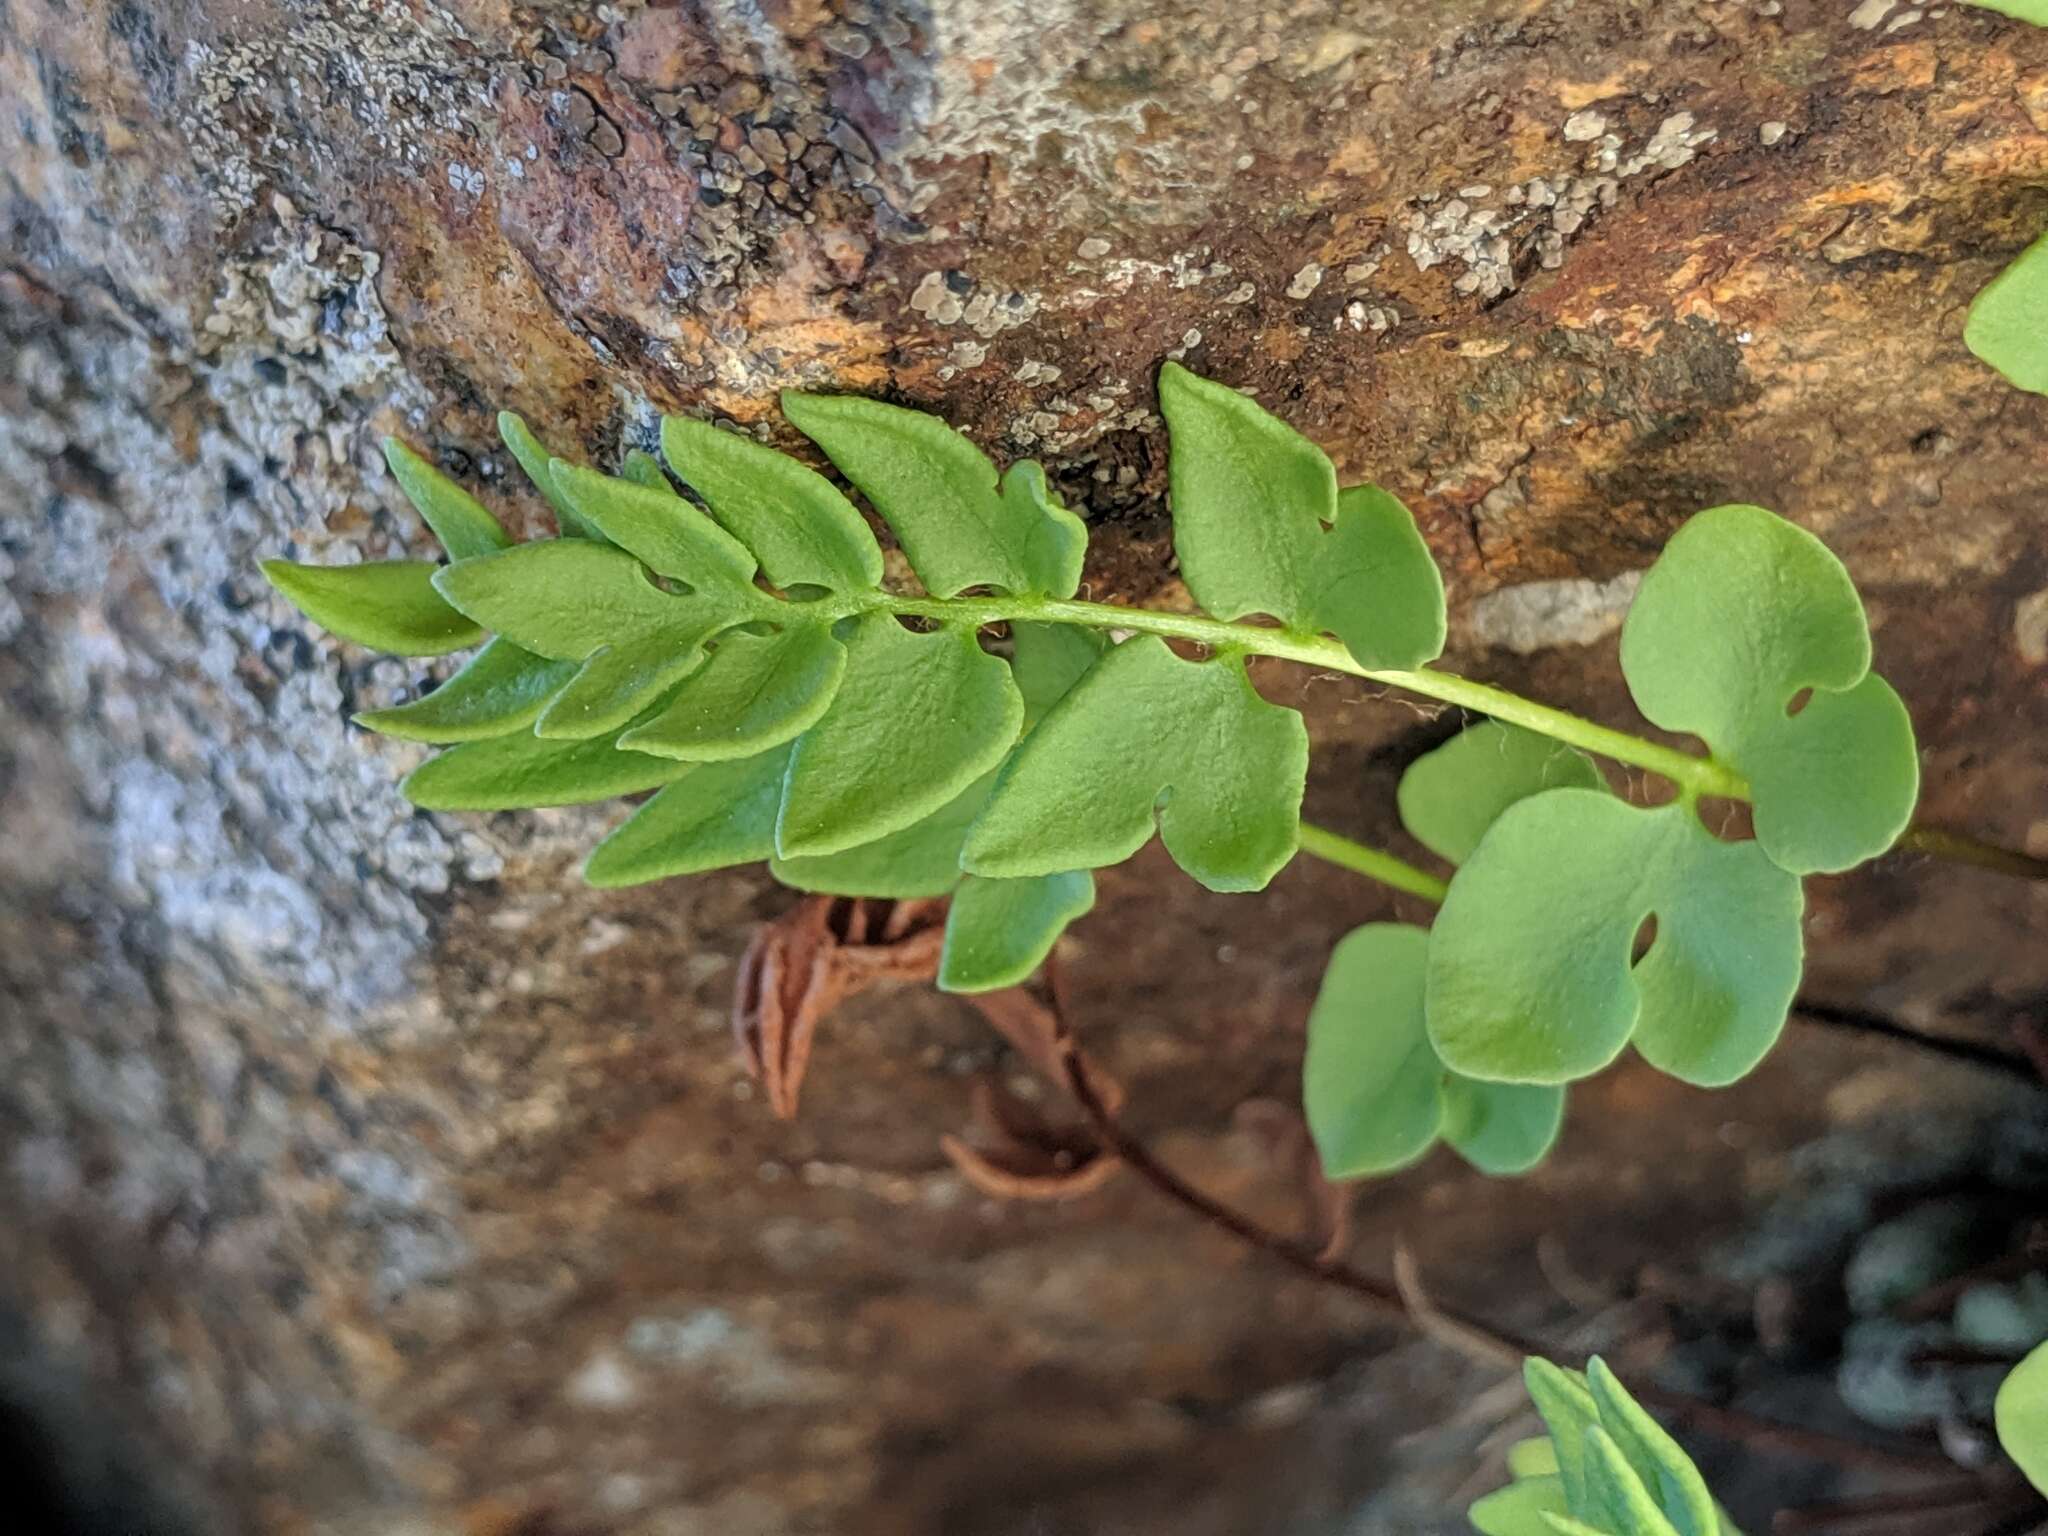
[1469,1358,1745,1536]
[262,360,1923,1188]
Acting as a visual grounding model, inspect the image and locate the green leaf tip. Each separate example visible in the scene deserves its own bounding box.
[620,448,672,493]
[660,413,885,594]
[1304,922,1564,1181]
[780,389,1087,599]
[937,871,1097,993]
[1967,230,2048,396]
[354,637,579,743]
[1472,1357,1740,1536]
[1620,503,1917,875]
[583,747,791,888]
[381,438,514,562]
[1507,1439,1563,1482]
[1583,1360,1718,1536]
[1427,792,1803,1088]
[262,558,483,657]
[1157,361,1446,670]
[1521,1359,1601,1517]
[430,539,766,741]
[497,411,605,540]
[403,723,689,811]
[964,636,1309,893]
[548,459,759,592]
[1468,1475,1569,1536]
[532,637,716,741]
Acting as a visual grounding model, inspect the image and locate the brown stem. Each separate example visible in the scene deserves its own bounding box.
[1057,1039,1955,1474]
[2013,1020,2048,1087]
[1793,1002,2040,1086]
[1896,1243,2048,1322]
[1044,970,1965,1481]
[1908,1343,2028,1370]
[1898,825,2048,882]
[1968,1501,2048,1536]
[1056,1033,1415,1321]
[1771,1480,1996,1532]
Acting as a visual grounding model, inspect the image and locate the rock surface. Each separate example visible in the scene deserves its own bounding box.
[3,0,2047,1531]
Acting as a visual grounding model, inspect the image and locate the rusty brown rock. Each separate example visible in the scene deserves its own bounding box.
[4,1,2048,1533]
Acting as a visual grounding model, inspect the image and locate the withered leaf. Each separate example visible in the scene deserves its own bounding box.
[732,895,948,1118]
[942,984,1124,1202]
[939,1081,1122,1202]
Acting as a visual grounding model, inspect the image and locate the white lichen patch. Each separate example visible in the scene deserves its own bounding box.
[1286,262,1326,299]
[898,2,1146,174]
[938,340,989,379]
[1403,111,1718,299]
[1338,302,1398,334]
[1072,249,1234,297]
[1004,375,1158,457]
[908,270,1041,338]
[180,2,494,215]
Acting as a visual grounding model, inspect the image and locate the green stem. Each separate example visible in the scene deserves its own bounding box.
[1295,822,1448,903]
[848,588,2043,883]
[859,591,1748,795]
[1896,824,2048,882]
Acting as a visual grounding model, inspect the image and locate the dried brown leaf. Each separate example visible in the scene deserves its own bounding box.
[942,986,1125,1202]
[939,1078,1123,1201]
[1393,1240,1521,1367]
[732,895,949,1119]
[941,1133,1124,1202]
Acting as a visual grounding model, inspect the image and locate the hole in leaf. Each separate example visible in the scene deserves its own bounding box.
[1630,913,1658,964]
[1693,796,1755,844]
[1785,686,1814,718]
[1635,776,1685,809]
